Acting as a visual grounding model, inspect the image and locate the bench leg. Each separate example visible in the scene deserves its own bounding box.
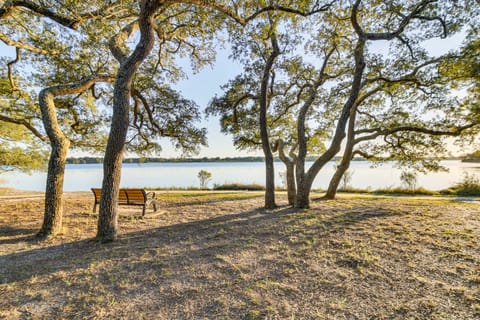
[93,202,97,213]
[142,205,146,217]
[152,201,157,212]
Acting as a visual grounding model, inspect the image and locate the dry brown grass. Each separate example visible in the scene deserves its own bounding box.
[0,190,479,319]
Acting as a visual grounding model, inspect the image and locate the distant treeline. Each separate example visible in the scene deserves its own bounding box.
[67,155,467,165]
[66,156,336,164]
[462,150,480,163]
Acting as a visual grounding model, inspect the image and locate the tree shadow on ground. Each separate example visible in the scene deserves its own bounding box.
[0,201,396,286]
[0,226,37,238]
[158,193,263,209]
[0,226,39,245]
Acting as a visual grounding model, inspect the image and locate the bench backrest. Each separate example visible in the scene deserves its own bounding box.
[91,188,147,204]
[120,189,146,204]
[91,188,102,201]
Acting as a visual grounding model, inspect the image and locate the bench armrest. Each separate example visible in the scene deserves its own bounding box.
[146,191,156,199]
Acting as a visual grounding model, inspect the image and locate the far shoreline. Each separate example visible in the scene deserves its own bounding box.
[66,156,467,165]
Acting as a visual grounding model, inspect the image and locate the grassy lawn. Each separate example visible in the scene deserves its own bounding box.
[0,191,479,319]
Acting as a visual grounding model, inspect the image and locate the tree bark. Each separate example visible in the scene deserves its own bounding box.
[325,107,358,199]
[37,89,69,237]
[97,0,160,242]
[293,45,337,208]
[259,33,280,209]
[37,76,114,238]
[284,161,295,205]
[295,37,366,208]
[297,0,428,206]
[294,89,310,208]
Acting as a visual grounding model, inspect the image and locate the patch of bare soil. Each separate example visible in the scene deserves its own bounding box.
[0,191,479,319]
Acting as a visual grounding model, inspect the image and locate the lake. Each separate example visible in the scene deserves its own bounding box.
[1,160,479,192]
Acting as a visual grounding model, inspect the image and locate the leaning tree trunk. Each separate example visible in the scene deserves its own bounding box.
[37,76,113,237]
[258,33,280,209]
[97,0,159,242]
[37,90,71,237]
[325,92,361,199]
[38,130,69,237]
[37,90,68,237]
[325,158,350,200]
[294,84,314,208]
[295,37,366,208]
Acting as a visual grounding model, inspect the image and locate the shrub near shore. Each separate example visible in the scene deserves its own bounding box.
[209,174,480,196]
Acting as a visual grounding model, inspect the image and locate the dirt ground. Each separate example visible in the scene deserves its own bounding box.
[0,189,479,319]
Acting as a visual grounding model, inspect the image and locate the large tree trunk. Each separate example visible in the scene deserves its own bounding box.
[293,46,338,208]
[262,152,276,209]
[38,130,69,237]
[37,76,113,237]
[294,99,309,208]
[294,181,311,208]
[37,90,69,237]
[325,158,350,199]
[285,162,296,205]
[295,38,366,208]
[259,33,280,210]
[325,98,359,199]
[97,0,159,242]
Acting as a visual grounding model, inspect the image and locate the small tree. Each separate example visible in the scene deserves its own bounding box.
[340,169,354,190]
[400,171,417,191]
[278,171,287,189]
[198,170,212,189]
[453,173,480,196]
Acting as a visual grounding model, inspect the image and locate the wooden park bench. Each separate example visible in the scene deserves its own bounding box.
[91,188,158,216]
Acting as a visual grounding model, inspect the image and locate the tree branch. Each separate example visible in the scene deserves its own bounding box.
[175,0,333,26]
[352,0,443,41]
[0,0,79,29]
[0,32,54,54]
[0,114,47,141]
[354,123,478,145]
[109,21,140,63]
[7,47,20,91]
[43,75,115,97]
[0,0,124,30]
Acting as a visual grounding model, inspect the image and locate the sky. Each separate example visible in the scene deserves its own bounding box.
[167,48,253,158]
[0,26,474,158]
[0,42,254,158]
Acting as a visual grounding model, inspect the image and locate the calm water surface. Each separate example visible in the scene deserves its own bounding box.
[1,160,479,192]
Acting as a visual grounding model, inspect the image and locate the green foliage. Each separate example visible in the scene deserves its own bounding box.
[336,186,439,196]
[213,183,265,191]
[400,171,418,191]
[1,0,211,160]
[1,0,478,191]
[0,116,47,173]
[371,187,439,196]
[0,144,47,173]
[463,150,480,162]
[127,83,207,156]
[451,173,480,196]
[197,170,212,189]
